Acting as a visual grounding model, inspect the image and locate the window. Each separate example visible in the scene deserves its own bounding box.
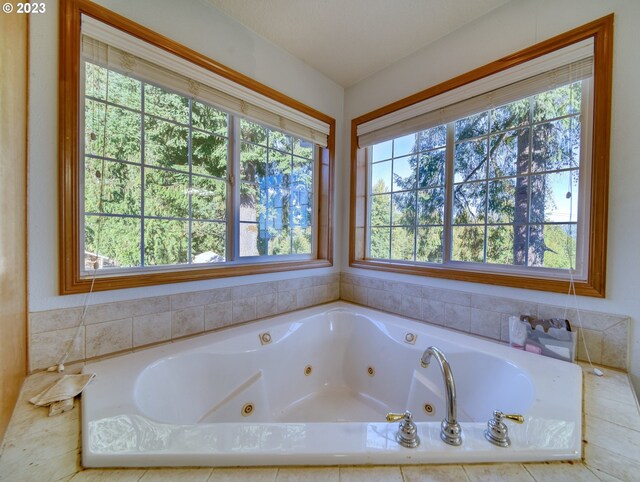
[351,16,613,297]
[60,0,334,294]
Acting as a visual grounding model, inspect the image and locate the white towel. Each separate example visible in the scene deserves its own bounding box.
[29,373,95,416]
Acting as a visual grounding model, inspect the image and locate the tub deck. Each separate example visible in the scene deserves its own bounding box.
[80,302,582,467]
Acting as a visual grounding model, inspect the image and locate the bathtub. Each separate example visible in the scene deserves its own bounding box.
[81,302,582,467]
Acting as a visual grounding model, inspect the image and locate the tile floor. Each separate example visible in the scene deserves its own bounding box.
[1,364,639,481]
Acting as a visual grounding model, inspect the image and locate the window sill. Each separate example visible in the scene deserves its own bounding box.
[62,258,332,294]
[349,258,604,297]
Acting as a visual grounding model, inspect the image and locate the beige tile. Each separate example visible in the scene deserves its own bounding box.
[85,318,132,358]
[232,282,277,299]
[276,467,339,482]
[352,275,384,290]
[277,290,298,313]
[583,468,623,482]
[133,312,172,347]
[172,306,205,338]
[69,469,147,481]
[469,308,501,340]
[367,288,385,310]
[140,468,213,481]
[296,287,315,309]
[30,326,85,371]
[341,282,354,302]
[352,285,368,305]
[601,321,629,369]
[584,414,640,460]
[0,447,79,482]
[369,288,402,314]
[313,284,328,304]
[208,467,277,481]
[463,463,534,481]
[444,303,471,332]
[232,297,257,323]
[384,280,423,298]
[523,461,599,481]
[170,287,231,311]
[401,294,422,319]
[3,393,80,444]
[257,293,278,317]
[423,287,471,306]
[499,314,511,342]
[339,466,403,482]
[470,294,536,317]
[30,307,84,334]
[57,474,80,482]
[327,282,340,301]
[277,277,313,291]
[537,305,627,332]
[584,384,640,431]
[0,416,80,475]
[584,441,640,481]
[576,328,603,365]
[402,464,470,482]
[205,301,233,330]
[85,296,170,324]
[341,272,356,284]
[583,367,637,406]
[422,299,445,325]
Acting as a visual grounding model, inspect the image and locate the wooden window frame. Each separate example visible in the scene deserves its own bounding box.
[59,0,335,294]
[349,15,613,297]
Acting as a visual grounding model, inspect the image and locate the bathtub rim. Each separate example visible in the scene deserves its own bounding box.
[81,301,582,467]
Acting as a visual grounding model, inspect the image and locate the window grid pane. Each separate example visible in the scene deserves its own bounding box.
[83,63,317,273]
[83,62,231,271]
[238,119,314,258]
[368,81,584,271]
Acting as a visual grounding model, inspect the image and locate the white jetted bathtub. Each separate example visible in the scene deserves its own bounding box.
[82,302,582,467]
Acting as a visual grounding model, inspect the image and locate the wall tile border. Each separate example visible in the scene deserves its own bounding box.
[27,272,628,372]
[28,274,340,371]
[340,273,630,370]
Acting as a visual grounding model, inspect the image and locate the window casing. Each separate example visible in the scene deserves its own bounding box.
[60,0,334,294]
[350,16,613,297]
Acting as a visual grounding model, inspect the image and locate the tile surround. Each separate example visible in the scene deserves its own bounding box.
[1,363,638,480]
[27,271,628,372]
[340,273,631,370]
[28,274,340,372]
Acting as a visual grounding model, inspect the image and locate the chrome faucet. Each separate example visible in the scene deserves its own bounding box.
[420,346,462,446]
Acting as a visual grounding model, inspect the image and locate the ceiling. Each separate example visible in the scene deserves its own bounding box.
[207,0,511,87]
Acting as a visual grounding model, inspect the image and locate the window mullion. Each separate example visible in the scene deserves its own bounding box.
[140,83,146,268]
[443,122,455,264]
[187,99,193,264]
[229,115,239,261]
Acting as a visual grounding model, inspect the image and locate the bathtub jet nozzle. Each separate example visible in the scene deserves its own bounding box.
[420,346,462,446]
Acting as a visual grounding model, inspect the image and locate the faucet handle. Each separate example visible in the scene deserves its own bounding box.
[501,412,524,424]
[386,411,420,448]
[386,412,409,423]
[484,410,524,447]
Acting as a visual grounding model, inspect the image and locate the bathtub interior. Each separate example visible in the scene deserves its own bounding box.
[134,310,535,426]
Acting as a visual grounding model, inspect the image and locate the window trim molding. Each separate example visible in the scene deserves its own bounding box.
[59,0,335,294]
[349,15,613,297]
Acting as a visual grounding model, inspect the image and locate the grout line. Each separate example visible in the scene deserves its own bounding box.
[522,463,537,481]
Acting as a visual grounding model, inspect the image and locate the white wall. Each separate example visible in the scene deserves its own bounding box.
[342,0,640,394]
[28,0,344,311]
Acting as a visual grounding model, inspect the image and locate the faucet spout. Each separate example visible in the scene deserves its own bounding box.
[420,346,462,446]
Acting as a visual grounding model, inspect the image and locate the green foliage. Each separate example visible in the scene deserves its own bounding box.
[369,82,582,270]
[83,62,313,270]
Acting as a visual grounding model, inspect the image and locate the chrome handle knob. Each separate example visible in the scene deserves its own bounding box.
[484,410,525,447]
[386,411,420,448]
